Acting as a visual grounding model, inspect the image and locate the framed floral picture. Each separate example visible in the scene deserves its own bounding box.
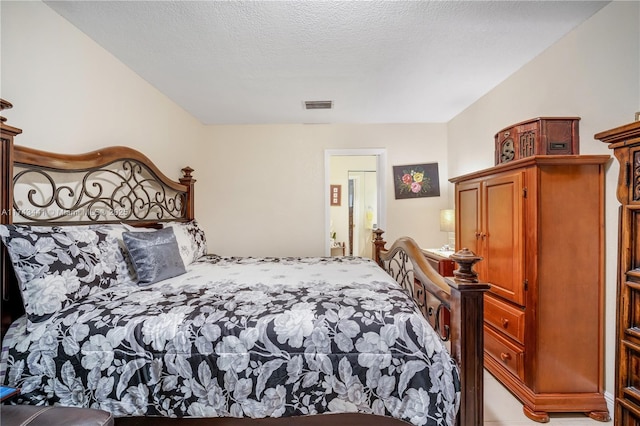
[393,163,440,199]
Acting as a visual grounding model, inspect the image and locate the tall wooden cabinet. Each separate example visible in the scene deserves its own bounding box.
[596,120,640,426]
[450,155,610,422]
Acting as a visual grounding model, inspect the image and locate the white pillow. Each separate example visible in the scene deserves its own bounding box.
[162,220,207,266]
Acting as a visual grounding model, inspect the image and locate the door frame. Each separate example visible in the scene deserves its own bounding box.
[324,149,387,256]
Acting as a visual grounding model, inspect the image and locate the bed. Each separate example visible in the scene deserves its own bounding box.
[0,100,488,426]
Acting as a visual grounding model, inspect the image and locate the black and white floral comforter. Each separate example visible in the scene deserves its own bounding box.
[2,255,460,426]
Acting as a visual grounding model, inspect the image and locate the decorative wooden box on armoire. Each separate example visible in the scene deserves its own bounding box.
[596,119,640,426]
[494,117,580,165]
[450,154,610,422]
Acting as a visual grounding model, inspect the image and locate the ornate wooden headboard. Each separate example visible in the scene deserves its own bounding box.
[0,99,196,337]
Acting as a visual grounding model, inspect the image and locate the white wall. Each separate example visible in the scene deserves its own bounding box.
[0,1,203,184]
[447,0,640,408]
[199,123,451,257]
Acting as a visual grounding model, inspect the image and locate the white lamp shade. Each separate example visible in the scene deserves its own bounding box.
[440,209,455,232]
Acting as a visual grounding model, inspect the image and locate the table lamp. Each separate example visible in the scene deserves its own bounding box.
[440,209,455,251]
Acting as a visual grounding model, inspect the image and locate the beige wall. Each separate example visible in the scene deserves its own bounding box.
[447,0,640,407]
[0,1,203,181]
[199,123,450,257]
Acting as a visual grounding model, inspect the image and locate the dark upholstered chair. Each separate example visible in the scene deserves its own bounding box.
[1,405,114,426]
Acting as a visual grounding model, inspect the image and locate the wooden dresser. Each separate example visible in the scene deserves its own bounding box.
[596,120,640,426]
[422,248,455,277]
[450,155,610,422]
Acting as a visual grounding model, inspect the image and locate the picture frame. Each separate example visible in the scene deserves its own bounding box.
[330,184,341,206]
[393,163,440,199]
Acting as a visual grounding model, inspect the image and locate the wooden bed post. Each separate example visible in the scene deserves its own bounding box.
[446,249,487,426]
[0,99,19,225]
[372,228,386,266]
[179,166,196,221]
[1,99,22,339]
[373,230,488,426]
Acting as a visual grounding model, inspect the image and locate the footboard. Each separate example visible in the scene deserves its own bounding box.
[373,229,489,426]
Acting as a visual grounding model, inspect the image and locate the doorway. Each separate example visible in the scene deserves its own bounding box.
[348,171,377,257]
[325,149,386,257]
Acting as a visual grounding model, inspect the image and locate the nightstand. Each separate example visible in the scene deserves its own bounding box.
[422,248,455,277]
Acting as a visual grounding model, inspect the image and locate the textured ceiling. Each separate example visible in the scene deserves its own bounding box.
[44,1,610,125]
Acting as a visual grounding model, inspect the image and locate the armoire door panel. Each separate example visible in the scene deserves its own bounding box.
[456,181,482,262]
[624,273,640,340]
[629,207,640,272]
[630,145,640,204]
[483,172,525,306]
[621,340,640,410]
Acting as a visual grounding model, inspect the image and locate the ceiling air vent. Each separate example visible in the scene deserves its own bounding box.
[304,100,333,110]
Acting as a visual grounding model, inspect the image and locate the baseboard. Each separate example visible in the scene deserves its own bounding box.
[604,391,615,421]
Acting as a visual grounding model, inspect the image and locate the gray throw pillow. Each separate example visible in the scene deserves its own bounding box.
[122,227,186,285]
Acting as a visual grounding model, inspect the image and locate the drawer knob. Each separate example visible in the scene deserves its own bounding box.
[500,352,511,362]
[501,318,510,328]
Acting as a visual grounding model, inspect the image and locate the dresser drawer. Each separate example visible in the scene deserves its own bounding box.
[484,294,525,344]
[484,325,525,381]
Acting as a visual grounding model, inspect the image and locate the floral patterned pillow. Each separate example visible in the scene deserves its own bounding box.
[0,224,128,331]
[162,220,207,266]
[99,223,156,283]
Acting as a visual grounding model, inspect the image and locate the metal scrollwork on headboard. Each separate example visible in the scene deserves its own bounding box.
[13,159,187,224]
[380,242,452,342]
[383,249,415,297]
[6,143,195,226]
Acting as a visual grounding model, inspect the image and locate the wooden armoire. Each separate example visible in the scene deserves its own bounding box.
[596,120,640,426]
[450,155,610,422]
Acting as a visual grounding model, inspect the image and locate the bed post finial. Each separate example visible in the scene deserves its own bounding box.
[180,166,196,221]
[450,248,483,283]
[0,99,13,123]
[181,166,194,181]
